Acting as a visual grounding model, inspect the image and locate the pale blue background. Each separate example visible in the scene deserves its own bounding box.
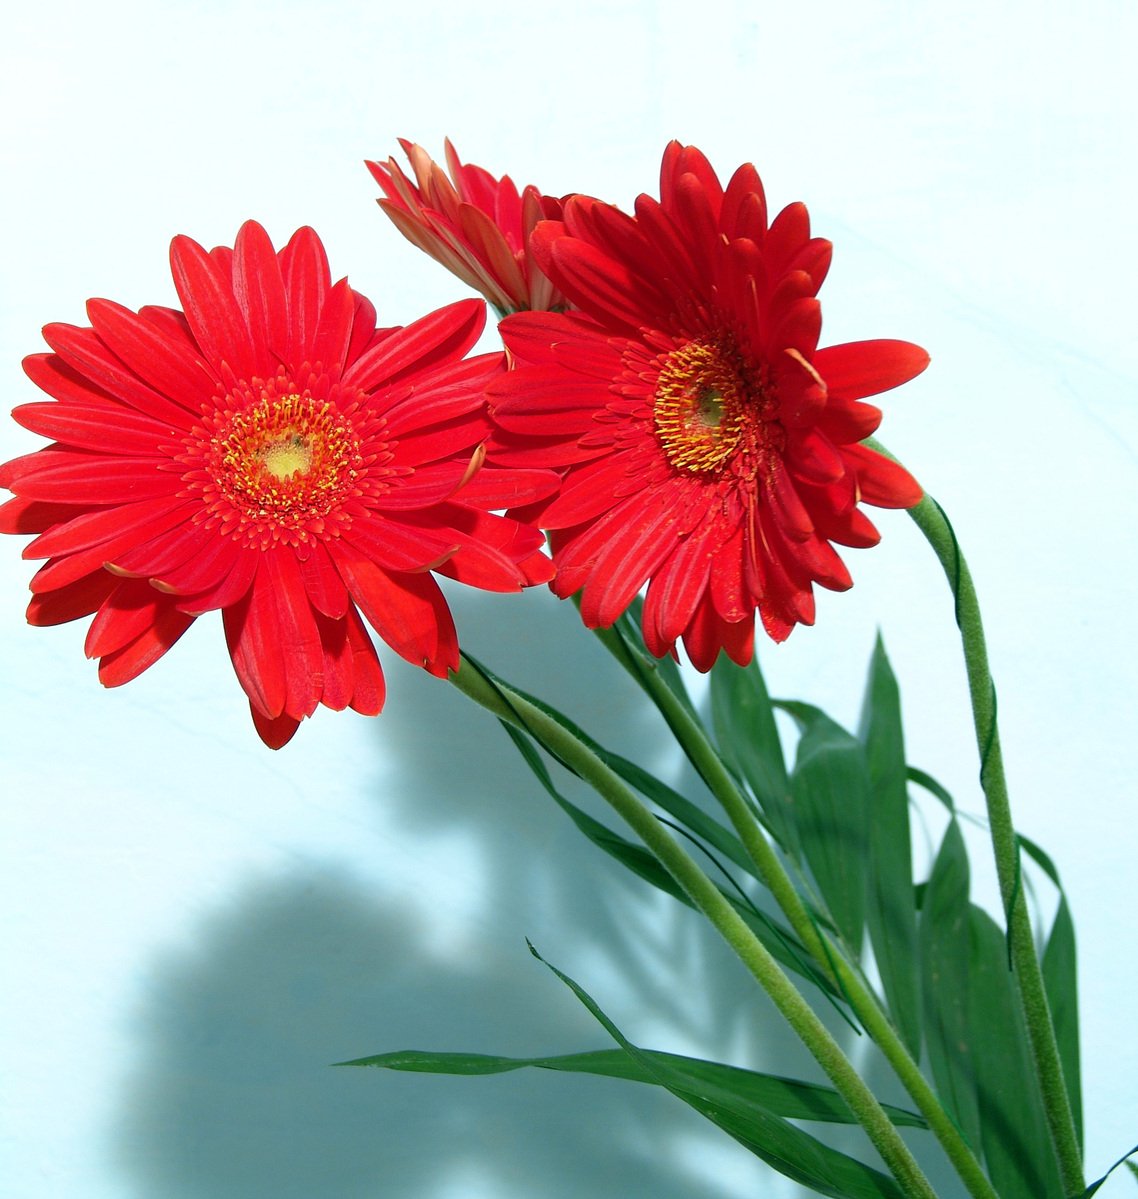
[2,2,1135,1196]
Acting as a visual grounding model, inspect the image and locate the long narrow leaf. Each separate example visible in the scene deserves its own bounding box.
[598,747,758,878]
[789,707,869,954]
[466,652,757,879]
[1077,1144,1138,1197]
[906,766,956,814]
[499,722,838,997]
[709,655,800,856]
[617,597,699,716]
[1020,834,1084,1151]
[501,723,687,899]
[1041,896,1082,1155]
[919,819,982,1153]
[527,943,908,1199]
[339,1045,927,1129]
[859,635,922,1057]
[968,905,1065,1198]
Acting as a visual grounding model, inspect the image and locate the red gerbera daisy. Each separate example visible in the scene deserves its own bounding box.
[487,142,927,670]
[367,139,567,316]
[0,221,555,747]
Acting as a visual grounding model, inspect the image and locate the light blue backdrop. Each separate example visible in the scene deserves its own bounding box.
[2,2,1135,1196]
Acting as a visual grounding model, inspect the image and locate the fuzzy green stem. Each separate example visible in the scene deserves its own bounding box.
[450,655,940,1199]
[877,451,1085,1197]
[590,624,999,1199]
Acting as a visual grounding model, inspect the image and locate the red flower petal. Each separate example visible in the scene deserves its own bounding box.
[370,140,567,313]
[223,563,288,720]
[329,541,456,676]
[86,298,215,410]
[169,234,257,381]
[342,298,484,392]
[233,221,289,367]
[814,340,930,400]
[843,442,923,508]
[298,540,350,620]
[13,400,180,456]
[96,597,194,687]
[278,228,329,366]
[344,604,386,715]
[27,569,118,626]
[42,324,199,426]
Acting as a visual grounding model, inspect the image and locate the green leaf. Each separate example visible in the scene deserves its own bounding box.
[498,722,838,998]
[1077,1144,1138,1197]
[591,595,701,722]
[906,766,956,814]
[526,943,908,1199]
[789,706,869,954]
[619,597,699,716]
[709,655,799,855]
[339,1046,927,1130]
[598,747,757,879]
[467,651,758,881]
[1015,833,1083,1152]
[501,723,686,896]
[859,635,922,1058]
[968,905,1065,1199]
[919,820,982,1154]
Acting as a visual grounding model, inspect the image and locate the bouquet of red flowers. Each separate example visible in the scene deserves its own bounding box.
[3,136,1132,1199]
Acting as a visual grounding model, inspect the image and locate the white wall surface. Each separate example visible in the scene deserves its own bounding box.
[1,2,1135,1196]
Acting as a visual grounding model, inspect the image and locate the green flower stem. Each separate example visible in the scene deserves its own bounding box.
[449,655,940,1199]
[898,483,1085,1197]
[590,625,999,1199]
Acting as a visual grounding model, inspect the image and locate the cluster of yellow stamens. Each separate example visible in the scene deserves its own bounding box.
[190,381,365,545]
[652,338,760,473]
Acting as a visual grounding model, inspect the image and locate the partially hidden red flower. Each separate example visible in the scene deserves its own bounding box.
[367,139,567,315]
[0,221,555,747]
[488,142,927,670]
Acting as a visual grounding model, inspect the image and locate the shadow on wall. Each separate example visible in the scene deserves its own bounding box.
[109,585,873,1199]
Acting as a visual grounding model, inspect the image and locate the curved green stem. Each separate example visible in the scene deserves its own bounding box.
[859,436,1082,1193]
[590,624,998,1199]
[450,654,940,1199]
[899,484,1085,1197]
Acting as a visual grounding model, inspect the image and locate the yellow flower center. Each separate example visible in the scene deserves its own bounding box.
[176,377,378,552]
[259,433,313,482]
[214,391,357,520]
[653,339,750,473]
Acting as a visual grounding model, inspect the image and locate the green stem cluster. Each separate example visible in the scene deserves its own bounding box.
[592,627,998,1199]
[449,656,940,1199]
[599,642,997,1199]
[904,490,1085,1197]
[450,465,1085,1199]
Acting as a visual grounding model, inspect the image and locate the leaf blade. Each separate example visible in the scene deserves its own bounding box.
[527,944,908,1199]
[338,1045,927,1129]
[859,635,922,1057]
[790,706,869,954]
[709,655,799,855]
[919,819,982,1154]
[498,721,838,997]
[968,905,1065,1198]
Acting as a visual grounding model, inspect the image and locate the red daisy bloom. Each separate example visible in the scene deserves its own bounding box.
[488,142,927,670]
[367,139,567,315]
[0,221,555,747]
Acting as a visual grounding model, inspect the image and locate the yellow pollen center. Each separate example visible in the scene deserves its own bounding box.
[653,340,749,473]
[259,434,313,481]
[207,390,360,528]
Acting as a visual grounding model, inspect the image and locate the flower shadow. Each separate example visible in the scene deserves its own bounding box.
[110,861,783,1199]
[110,584,883,1199]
